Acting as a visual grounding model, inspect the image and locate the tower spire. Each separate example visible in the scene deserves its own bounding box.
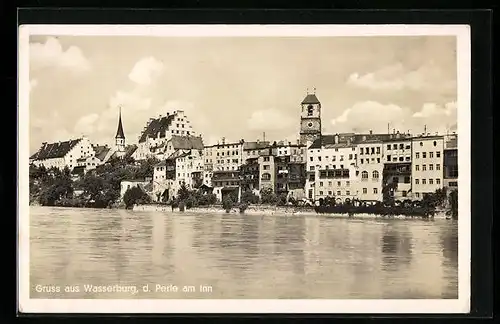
[115,105,125,139]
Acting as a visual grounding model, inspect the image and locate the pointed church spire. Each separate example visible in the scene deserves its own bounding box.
[115,106,125,139]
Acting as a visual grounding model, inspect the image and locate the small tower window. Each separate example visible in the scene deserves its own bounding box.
[307,105,314,116]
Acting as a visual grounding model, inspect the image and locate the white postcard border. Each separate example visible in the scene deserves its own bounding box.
[18,24,471,314]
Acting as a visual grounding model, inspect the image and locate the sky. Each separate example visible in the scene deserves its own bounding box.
[28,35,458,154]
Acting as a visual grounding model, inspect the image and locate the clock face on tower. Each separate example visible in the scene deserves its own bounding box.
[301,119,321,134]
[308,122,313,128]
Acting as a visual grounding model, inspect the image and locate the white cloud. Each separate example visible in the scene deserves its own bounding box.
[128,56,164,86]
[30,37,91,73]
[74,113,100,135]
[347,61,456,93]
[109,90,152,112]
[247,108,295,131]
[412,101,457,118]
[330,100,457,135]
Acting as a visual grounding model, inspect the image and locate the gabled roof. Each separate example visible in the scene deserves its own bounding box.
[170,135,204,150]
[243,141,270,150]
[308,134,355,150]
[30,152,39,160]
[139,114,175,143]
[34,139,82,160]
[155,160,167,167]
[166,150,190,160]
[124,144,137,159]
[93,145,111,162]
[301,94,320,105]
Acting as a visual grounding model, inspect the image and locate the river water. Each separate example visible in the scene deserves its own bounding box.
[28,206,458,299]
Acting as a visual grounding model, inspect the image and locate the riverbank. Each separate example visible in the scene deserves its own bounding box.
[132,204,449,220]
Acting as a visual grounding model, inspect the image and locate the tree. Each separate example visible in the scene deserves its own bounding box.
[448,190,458,219]
[178,183,190,201]
[123,186,150,209]
[260,187,278,205]
[222,196,234,213]
[241,190,259,204]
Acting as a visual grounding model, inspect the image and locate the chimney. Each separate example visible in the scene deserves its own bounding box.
[369,129,373,135]
[222,137,225,145]
[296,139,300,145]
[334,134,339,144]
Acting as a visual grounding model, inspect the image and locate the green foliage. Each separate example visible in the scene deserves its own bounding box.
[123,186,150,209]
[240,190,260,204]
[178,183,190,201]
[239,202,249,214]
[277,192,288,206]
[448,190,458,219]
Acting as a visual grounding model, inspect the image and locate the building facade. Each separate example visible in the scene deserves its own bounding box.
[411,135,445,199]
[32,136,94,171]
[443,133,458,191]
[299,92,322,146]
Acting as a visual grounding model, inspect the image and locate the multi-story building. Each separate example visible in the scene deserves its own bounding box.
[306,134,358,203]
[240,157,260,194]
[411,135,445,199]
[31,136,95,171]
[299,92,322,146]
[242,140,270,163]
[133,110,197,161]
[381,132,413,201]
[443,133,458,191]
[152,136,204,202]
[258,146,277,193]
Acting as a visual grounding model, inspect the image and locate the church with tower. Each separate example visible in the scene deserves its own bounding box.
[114,106,126,157]
[299,89,322,145]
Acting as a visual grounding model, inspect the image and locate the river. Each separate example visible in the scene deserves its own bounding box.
[28,206,458,299]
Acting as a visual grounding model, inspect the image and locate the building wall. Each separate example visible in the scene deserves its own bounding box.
[383,138,412,164]
[34,137,94,171]
[314,165,358,203]
[204,141,244,172]
[120,181,149,199]
[411,136,444,199]
[357,142,383,167]
[258,155,276,192]
[356,163,383,201]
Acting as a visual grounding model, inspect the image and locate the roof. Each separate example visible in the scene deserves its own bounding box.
[166,150,190,160]
[170,135,204,150]
[30,152,39,160]
[93,145,111,162]
[308,134,355,150]
[243,141,270,150]
[155,160,167,167]
[138,114,175,143]
[34,139,81,160]
[115,108,125,139]
[301,94,320,105]
[76,157,87,162]
[124,145,137,159]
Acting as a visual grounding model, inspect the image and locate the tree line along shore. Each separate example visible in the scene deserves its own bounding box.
[29,159,458,219]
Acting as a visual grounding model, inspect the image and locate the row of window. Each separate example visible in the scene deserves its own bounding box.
[310,165,347,171]
[415,178,441,185]
[360,158,381,164]
[387,144,411,150]
[360,147,381,155]
[386,155,411,162]
[415,164,441,171]
[362,188,379,194]
[415,151,441,159]
[361,171,380,179]
[310,154,355,162]
[216,151,239,156]
[319,180,350,187]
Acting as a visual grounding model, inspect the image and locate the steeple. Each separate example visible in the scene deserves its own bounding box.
[115,106,126,153]
[115,106,125,139]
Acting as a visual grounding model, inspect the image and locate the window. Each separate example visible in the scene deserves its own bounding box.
[372,171,379,179]
[399,144,404,150]
[422,179,427,184]
[436,151,441,158]
[405,145,411,149]
[328,181,332,186]
[393,144,397,150]
[365,148,369,154]
[349,154,353,160]
[436,179,441,185]
[392,176,399,183]
[264,157,270,162]
[393,157,397,162]
[433,141,437,146]
[436,164,441,170]
[263,165,270,170]
[371,147,375,154]
[387,144,391,150]
[429,179,434,185]
[346,181,350,187]
[307,105,314,116]
[415,165,420,171]
[361,171,368,179]
[420,142,423,146]
[337,191,341,195]
[416,152,420,158]
[422,165,427,171]
[387,155,391,162]
[337,181,341,186]
[332,156,336,161]
[399,157,404,161]
[310,166,315,171]
[310,157,313,161]
[360,148,364,155]
[346,191,350,195]
[373,188,378,194]
[320,181,324,187]
[423,152,427,158]
[362,188,367,194]
[430,152,434,158]
[415,179,419,185]
[328,191,332,195]
[429,164,434,171]
[416,192,420,198]
[376,147,380,154]
[402,191,407,197]
[360,159,364,164]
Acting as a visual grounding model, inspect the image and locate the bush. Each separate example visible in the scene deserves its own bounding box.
[222,197,233,213]
[123,186,150,209]
[241,190,259,204]
[260,187,278,205]
[239,202,249,214]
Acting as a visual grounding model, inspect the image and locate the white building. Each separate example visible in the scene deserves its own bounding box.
[31,136,94,171]
[120,180,150,200]
[411,135,445,199]
[133,110,197,161]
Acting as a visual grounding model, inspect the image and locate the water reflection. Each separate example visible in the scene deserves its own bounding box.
[29,206,459,299]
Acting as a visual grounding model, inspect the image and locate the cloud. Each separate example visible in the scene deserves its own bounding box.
[30,37,91,73]
[347,61,456,93]
[109,90,152,113]
[412,101,457,118]
[29,79,38,92]
[247,108,295,131]
[128,57,164,86]
[74,113,100,135]
[330,100,457,135]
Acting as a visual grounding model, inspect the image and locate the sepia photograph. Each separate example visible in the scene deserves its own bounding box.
[18,24,471,313]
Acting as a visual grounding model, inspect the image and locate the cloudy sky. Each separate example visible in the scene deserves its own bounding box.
[28,35,457,154]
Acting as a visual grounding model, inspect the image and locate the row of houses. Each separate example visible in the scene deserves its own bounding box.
[30,91,459,204]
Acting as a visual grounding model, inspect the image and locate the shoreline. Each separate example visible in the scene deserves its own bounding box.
[132,204,450,220]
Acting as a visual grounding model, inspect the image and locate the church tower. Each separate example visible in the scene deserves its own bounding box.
[115,106,126,153]
[299,89,322,145]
